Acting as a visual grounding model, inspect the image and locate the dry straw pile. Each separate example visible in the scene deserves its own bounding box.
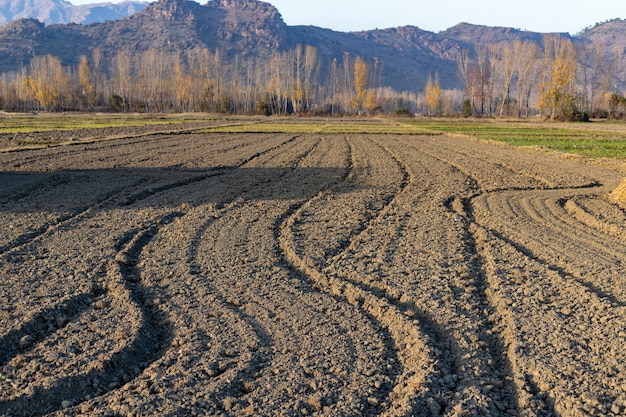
[610,178,626,203]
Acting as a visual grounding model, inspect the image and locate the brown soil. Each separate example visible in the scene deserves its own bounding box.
[1,127,625,417]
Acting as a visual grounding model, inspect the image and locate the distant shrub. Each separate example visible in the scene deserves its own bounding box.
[256,99,271,116]
[220,95,232,114]
[592,109,609,119]
[109,94,125,112]
[462,99,472,117]
[395,108,413,117]
[555,101,590,122]
[558,108,589,122]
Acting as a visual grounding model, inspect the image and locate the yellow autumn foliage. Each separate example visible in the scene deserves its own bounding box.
[425,72,441,116]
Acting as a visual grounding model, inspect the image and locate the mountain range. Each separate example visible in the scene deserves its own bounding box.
[0,0,625,93]
[0,0,147,25]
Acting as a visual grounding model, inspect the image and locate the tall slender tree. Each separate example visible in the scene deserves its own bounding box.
[514,41,540,118]
[425,72,441,116]
[491,42,516,116]
[28,55,69,111]
[78,55,96,109]
[353,56,369,115]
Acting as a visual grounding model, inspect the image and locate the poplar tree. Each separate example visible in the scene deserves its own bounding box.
[353,56,368,115]
[425,72,441,116]
[28,55,68,111]
[78,55,96,109]
[514,41,540,118]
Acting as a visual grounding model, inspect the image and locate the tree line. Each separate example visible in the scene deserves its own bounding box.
[429,35,624,120]
[0,35,624,119]
[0,46,402,115]
[424,35,626,121]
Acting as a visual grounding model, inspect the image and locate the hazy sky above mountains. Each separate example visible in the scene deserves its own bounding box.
[71,0,624,34]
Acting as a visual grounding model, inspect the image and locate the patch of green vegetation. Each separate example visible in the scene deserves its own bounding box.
[0,113,209,133]
[205,122,323,134]
[207,120,430,135]
[401,119,626,158]
[2,114,625,159]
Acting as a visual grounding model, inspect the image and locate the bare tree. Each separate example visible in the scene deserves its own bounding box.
[457,48,473,108]
[111,50,132,112]
[514,41,540,118]
[91,48,103,106]
[491,42,516,116]
[472,44,492,116]
[301,45,319,112]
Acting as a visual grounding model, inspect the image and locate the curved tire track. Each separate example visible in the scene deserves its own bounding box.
[1,129,625,416]
[0,213,181,416]
[0,134,301,415]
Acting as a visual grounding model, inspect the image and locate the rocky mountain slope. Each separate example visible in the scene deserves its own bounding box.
[578,19,626,72]
[0,0,623,93]
[441,23,560,46]
[0,0,146,25]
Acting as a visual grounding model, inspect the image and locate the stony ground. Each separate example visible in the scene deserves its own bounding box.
[0,125,625,417]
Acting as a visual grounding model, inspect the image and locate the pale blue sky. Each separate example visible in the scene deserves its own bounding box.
[268,0,624,33]
[71,0,625,34]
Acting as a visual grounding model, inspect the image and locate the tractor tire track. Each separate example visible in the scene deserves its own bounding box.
[388,135,563,414]
[277,136,452,416]
[224,136,401,416]
[179,136,328,413]
[474,188,626,303]
[447,136,626,416]
[0,212,181,416]
[563,195,626,241]
[2,127,625,416]
[0,134,302,415]
[0,134,298,254]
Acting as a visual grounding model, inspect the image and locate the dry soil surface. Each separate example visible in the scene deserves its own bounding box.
[1,128,625,417]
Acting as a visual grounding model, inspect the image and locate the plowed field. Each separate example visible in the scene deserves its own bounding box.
[1,124,625,416]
